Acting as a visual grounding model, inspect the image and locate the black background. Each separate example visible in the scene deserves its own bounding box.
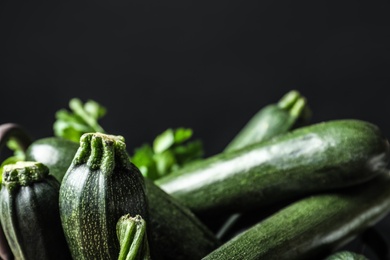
[2,0,390,258]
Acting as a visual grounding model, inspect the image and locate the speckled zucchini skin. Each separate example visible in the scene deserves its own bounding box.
[59,133,149,260]
[0,161,71,260]
[156,119,390,215]
[202,172,390,260]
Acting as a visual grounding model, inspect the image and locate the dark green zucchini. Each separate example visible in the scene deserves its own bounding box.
[156,119,390,215]
[25,136,79,183]
[144,178,220,260]
[224,89,311,152]
[202,172,390,260]
[216,89,311,239]
[31,132,220,259]
[0,161,71,260]
[59,132,149,260]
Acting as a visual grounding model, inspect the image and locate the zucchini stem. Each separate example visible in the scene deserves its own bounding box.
[0,123,32,154]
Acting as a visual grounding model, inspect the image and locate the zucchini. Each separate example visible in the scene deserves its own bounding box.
[25,136,79,182]
[144,178,221,260]
[28,133,220,259]
[59,132,149,260]
[202,172,390,260]
[224,89,311,152]
[156,119,390,215]
[0,161,71,260]
[216,89,311,239]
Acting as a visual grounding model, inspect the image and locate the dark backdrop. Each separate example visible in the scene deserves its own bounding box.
[1,0,390,257]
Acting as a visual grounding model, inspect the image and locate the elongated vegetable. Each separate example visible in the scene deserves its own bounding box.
[59,133,149,260]
[0,161,71,260]
[202,172,390,260]
[224,89,311,152]
[117,214,151,260]
[216,89,311,239]
[156,119,390,215]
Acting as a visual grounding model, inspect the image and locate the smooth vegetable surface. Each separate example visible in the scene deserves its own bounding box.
[59,133,149,260]
[0,161,71,260]
[224,89,311,152]
[202,172,390,260]
[25,137,79,182]
[156,119,390,215]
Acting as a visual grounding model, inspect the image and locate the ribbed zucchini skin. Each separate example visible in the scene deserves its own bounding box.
[224,90,310,152]
[25,136,79,183]
[202,172,390,260]
[0,161,71,260]
[325,251,369,260]
[59,133,149,260]
[156,119,390,215]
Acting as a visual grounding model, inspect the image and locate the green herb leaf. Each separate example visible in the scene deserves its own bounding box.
[53,98,106,142]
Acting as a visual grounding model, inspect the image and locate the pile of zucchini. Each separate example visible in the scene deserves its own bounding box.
[1,90,390,260]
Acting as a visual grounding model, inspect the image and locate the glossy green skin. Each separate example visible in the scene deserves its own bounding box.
[145,178,220,260]
[59,133,149,260]
[156,119,390,215]
[202,173,390,260]
[224,90,309,153]
[0,162,71,260]
[25,137,79,183]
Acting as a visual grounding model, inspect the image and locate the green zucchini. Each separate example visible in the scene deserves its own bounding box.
[144,178,221,260]
[156,119,390,215]
[216,89,311,239]
[25,136,79,182]
[224,89,311,152]
[59,132,149,260]
[202,172,390,260]
[0,161,71,260]
[30,133,220,259]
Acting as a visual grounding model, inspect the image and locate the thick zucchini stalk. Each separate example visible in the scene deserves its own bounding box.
[59,133,149,260]
[117,214,151,260]
[0,161,71,260]
[224,90,311,152]
[202,172,390,260]
[156,119,390,215]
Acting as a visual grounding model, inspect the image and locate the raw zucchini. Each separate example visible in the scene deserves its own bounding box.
[224,89,311,152]
[0,161,71,260]
[59,132,149,260]
[25,136,79,182]
[202,172,390,260]
[144,178,221,260]
[29,133,220,259]
[156,119,390,215]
